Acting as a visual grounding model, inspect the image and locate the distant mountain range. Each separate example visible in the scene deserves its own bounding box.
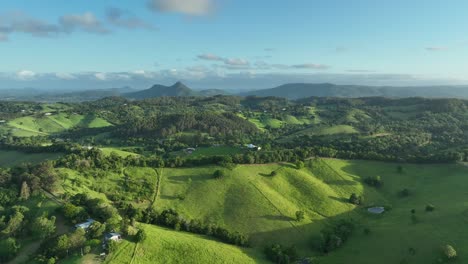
[3,82,468,102]
[125,82,468,100]
[124,82,229,99]
[242,83,468,99]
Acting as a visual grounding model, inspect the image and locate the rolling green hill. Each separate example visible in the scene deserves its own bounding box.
[104,224,267,264]
[6,113,112,137]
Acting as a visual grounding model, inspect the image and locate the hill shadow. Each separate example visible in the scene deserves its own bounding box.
[328,196,349,203]
[261,215,295,221]
[325,180,358,186]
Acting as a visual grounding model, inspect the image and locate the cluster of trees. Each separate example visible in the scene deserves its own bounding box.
[140,208,249,247]
[312,219,355,254]
[363,176,383,188]
[0,205,57,262]
[61,193,121,230]
[264,244,298,264]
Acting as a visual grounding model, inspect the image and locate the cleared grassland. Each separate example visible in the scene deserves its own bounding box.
[104,224,267,264]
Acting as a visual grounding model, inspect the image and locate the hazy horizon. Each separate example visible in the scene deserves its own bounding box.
[3,0,468,91]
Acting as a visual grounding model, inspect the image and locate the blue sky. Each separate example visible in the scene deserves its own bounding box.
[1,0,468,90]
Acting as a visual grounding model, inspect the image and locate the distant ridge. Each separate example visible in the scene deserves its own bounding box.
[242,83,468,99]
[124,82,229,99]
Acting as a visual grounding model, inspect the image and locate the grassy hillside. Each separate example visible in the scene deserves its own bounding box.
[156,161,370,252]
[104,224,267,264]
[47,158,468,264]
[6,113,112,137]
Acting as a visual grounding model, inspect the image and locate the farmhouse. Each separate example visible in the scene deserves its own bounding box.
[0,120,6,124]
[44,112,52,116]
[246,144,261,151]
[75,219,95,230]
[104,232,122,242]
[185,147,196,154]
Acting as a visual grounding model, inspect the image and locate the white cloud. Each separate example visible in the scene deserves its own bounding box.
[224,58,249,66]
[147,0,216,16]
[94,72,108,81]
[16,70,36,80]
[55,72,76,80]
[60,12,109,34]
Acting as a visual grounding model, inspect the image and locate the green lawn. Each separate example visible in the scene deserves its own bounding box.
[104,224,267,264]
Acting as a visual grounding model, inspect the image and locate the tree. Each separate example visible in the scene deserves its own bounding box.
[0,238,19,262]
[19,181,31,201]
[136,229,147,242]
[31,214,56,239]
[397,165,404,174]
[1,210,24,236]
[87,222,106,239]
[213,170,225,179]
[295,211,305,222]
[348,193,361,205]
[443,244,457,259]
[295,161,304,170]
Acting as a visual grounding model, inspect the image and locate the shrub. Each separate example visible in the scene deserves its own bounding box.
[136,229,147,242]
[348,193,361,205]
[399,188,410,197]
[295,211,305,222]
[426,204,435,212]
[213,170,225,179]
[363,228,371,235]
[295,161,304,170]
[443,244,457,259]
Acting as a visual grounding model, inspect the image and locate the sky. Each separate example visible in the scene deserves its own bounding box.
[1,0,468,90]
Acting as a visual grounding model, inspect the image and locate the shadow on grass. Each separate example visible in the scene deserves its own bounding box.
[261,215,295,221]
[328,196,350,203]
[167,175,210,182]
